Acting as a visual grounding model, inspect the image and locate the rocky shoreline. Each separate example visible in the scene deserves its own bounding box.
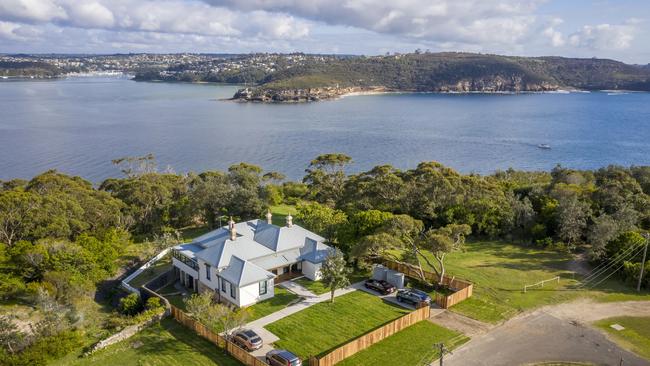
[229,78,561,103]
[229,86,395,103]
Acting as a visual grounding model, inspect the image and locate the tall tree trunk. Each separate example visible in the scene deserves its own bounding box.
[330,288,335,303]
[435,254,446,285]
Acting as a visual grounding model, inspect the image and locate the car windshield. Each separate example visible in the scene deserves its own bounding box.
[290,360,301,366]
[243,330,257,338]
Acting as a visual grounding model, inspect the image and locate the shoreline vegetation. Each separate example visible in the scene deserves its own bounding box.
[1,154,650,365]
[4,52,650,103]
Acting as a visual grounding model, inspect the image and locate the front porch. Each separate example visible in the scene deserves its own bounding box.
[271,262,303,283]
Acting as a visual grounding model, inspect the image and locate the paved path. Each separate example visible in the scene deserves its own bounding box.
[278,278,319,299]
[248,281,361,358]
[441,300,650,366]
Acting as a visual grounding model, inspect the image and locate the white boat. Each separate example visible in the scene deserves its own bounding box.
[537,144,551,150]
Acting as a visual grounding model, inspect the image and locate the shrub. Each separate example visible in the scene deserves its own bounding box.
[118,293,142,316]
[0,330,82,366]
[145,296,162,310]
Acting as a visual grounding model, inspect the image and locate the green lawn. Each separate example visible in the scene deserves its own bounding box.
[247,287,300,321]
[595,316,650,360]
[411,241,650,324]
[293,272,369,296]
[128,254,172,288]
[52,318,242,366]
[265,290,410,359]
[336,321,468,366]
[270,204,298,226]
[179,225,213,241]
[161,285,298,324]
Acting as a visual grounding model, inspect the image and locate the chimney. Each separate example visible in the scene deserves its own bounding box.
[286,214,293,228]
[266,209,273,225]
[228,217,237,241]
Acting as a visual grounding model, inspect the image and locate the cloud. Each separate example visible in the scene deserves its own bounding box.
[542,18,565,47]
[568,21,637,50]
[0,0,311,40]
[204,0,544,47]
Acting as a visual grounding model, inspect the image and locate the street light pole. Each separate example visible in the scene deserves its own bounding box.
[637,233,649,292]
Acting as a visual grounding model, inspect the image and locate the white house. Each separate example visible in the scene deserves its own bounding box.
[171,212,332,307]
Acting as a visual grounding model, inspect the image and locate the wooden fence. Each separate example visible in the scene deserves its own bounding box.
[382,260,473,309]
[170,305,269,366]
[310,305,430,366]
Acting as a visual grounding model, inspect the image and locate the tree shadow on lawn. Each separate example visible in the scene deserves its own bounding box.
[134,319,238,365]
[469,260,573,275]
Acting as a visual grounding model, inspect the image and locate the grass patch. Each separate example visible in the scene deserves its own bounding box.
[128,254,172,288]
[161,285,299,322]
[293,277,331,295]
[265,290,409,359]
[247,287,300,321]
[413,241,578,323]
[180,226,213,241]
[53,318,242,366]
[595,316,650,360]
[336,321,468,366]
[270,204,298,226]
[293,271,370,296]
[410,241,649,324]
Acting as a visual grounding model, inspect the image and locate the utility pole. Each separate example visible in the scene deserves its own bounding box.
[637,233,649,292]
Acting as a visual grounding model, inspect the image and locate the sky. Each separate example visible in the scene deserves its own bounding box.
[0,0,649,64]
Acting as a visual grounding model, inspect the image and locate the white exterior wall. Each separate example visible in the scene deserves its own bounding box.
[239,279,275,307]
[172,257,198,279]
[196,258,220,291]
[302,261,322,280]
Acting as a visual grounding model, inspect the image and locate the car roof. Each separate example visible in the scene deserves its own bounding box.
[242,330,257,337]
[277,350,298,359]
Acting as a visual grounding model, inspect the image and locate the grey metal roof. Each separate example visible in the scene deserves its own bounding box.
[300,240,333,264]
[250,248,302,269]
[174,243,203,258]
[219,256,275,287]
[187,219,331,285]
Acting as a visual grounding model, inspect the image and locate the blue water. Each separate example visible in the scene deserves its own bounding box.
[1,77,650,182]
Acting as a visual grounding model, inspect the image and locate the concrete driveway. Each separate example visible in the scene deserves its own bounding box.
[442,309,650,366]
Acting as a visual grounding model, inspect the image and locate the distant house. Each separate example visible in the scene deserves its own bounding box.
[171,212,332,307]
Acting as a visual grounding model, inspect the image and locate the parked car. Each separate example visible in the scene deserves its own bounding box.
[232,329,263,351]
[396,288,431,305]
[266,350,302,366]
[364,279,396,294]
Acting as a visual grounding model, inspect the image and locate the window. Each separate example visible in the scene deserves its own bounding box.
[205,263,211,281]
[259,280,267,295]
[230,283,237,299]
[221,278,227,293]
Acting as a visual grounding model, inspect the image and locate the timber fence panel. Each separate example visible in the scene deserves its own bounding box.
[383,260,473,309]
[170,305,269,365]
[315,305,430,366]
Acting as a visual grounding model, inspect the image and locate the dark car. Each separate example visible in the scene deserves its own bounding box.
[266,350,302,366]
[396,288,431,305]
[232,329,263,351]
[364,279,396,295]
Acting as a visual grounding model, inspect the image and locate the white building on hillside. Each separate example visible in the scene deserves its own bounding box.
[171,212,332,307]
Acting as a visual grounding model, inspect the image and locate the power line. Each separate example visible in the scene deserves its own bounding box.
[578,244,644,288]
[581,243,642,283]
[584,245,646,289]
